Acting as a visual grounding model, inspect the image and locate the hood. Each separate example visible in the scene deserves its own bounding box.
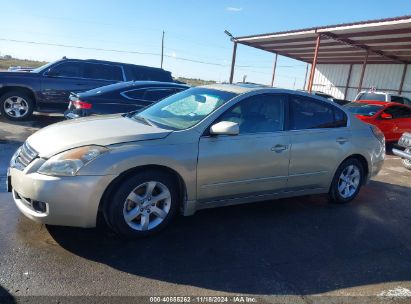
[27,114,172,157]
[0,71,41,79]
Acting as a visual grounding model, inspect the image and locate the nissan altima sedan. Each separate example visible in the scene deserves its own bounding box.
[8,85,385,237]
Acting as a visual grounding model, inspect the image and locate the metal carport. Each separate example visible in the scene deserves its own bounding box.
[228,15,411,99]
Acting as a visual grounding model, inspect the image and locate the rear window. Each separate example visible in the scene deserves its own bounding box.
[357,93,386,102]
[130,67,173,82]
[345,102,383,116]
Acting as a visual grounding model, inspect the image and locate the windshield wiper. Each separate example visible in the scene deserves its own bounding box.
[130,114,155,126]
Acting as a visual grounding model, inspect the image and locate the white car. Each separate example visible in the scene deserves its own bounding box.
[355,91,411,105]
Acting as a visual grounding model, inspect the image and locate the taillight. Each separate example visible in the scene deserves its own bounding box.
[370,124,385,144]
[73,100,92,110]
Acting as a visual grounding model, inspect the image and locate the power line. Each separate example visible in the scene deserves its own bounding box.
[0,37,306,73]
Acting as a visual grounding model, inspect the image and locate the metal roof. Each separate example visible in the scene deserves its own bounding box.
[236,15,411,64]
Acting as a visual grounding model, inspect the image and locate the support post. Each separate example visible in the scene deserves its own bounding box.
[270,53,278,87]
[160,31,165,69]
[303,63,309,90]
[399,64,408,94]
[307,34,321,93]
[229,41,237,84]
[358,50,369,93]
[344,64,353,100]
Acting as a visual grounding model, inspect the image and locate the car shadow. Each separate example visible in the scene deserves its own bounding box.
[46,180,411,295]
[0,285,15,304]
[0,112,64,129]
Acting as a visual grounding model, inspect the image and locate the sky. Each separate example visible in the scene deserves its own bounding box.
[0,0,410,88]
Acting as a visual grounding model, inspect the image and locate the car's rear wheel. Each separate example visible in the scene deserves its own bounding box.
[0,91,34,121]
[401,149,411,170]
[105,170,179,238]
[329,158,364,204]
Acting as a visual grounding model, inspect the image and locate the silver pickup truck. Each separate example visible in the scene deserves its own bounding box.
[393,133,411,170]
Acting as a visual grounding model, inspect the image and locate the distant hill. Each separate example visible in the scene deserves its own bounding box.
[174,77,216,86]
[0,56,47,71]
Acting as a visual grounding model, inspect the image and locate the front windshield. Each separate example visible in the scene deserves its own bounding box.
[134,87,237,130]
[31,61,54,73]
[344,102,383,116]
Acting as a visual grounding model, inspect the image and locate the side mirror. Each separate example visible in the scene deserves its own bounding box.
[210,121,239,136]
[381,113,393,120]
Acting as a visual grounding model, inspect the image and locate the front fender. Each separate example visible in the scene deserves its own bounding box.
[78,141,199,201]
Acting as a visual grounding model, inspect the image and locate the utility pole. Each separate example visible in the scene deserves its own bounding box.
[161,31,165,69]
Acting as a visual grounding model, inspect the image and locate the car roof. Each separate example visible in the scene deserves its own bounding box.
[57,58,171,73]
[78,81,189,96]
[199,84,340,100]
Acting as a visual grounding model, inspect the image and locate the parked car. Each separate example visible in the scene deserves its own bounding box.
[64,81,189,119]
[8,66,34,72]
[299,90,350,105]
[8,85,385,237]
[393,133,411,170]
[344,101,411,142]
[355,91,411,105]
[0,58,174,121]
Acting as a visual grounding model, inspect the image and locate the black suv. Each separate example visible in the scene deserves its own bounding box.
[0,58,174,121]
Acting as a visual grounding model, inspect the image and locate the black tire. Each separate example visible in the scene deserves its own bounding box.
[329,158,364,204]
[0,91,34,121]
[401,149,411,170]
[104,170,179,238]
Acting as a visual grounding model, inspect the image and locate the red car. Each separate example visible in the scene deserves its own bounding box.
[345,100,411,142]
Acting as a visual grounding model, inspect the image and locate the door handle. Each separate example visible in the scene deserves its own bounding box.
[271,145,288,153]
[336,137,348,144]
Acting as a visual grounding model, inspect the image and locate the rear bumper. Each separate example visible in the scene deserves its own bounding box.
[393,148,411,161]
[64,109,91,119]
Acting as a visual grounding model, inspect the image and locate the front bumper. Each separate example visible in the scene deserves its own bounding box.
[393,148,411,161]
[10,167,116,228]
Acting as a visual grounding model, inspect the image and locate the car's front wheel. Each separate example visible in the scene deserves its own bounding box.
[105,170,179,238]
[329,158,364,204]
[0,91,34,121]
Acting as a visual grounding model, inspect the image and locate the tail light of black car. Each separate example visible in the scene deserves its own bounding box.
[73,100,92,110]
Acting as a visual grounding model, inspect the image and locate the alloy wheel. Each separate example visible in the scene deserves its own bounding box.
[3,96,29,118]
[122,181,171,231]
[337,164,361,199]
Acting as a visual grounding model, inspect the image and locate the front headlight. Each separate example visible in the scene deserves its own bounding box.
[10,146,22,167]
[37,145,108,176]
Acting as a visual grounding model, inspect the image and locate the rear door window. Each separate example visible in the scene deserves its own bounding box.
[384,106,411,118]
[289,95,347,130]
[83,63,123,81]
[122,89,146,100]
[143,89,176,101]
[391,96,405,104]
